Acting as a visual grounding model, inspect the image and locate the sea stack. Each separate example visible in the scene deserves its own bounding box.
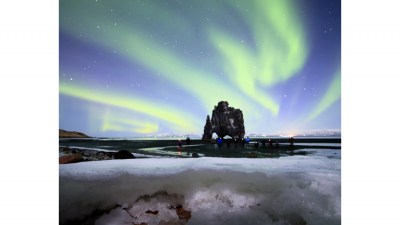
[201,101,245,140]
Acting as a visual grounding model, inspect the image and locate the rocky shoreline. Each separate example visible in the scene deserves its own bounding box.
[59,146,202,164]
[59,146,133,164]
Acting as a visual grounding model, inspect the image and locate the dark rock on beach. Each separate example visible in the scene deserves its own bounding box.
[59,153,83,164]
[192,153,200,158]
[113,150,135,159]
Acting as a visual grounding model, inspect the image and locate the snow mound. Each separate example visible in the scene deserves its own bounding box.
[60,157,341,225]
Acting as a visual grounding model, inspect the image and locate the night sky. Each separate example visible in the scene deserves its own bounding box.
[59,0,341,137]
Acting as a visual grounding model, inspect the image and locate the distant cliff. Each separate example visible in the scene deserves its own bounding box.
[59,129,92,138]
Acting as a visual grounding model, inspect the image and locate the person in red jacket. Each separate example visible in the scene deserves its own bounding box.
[289,137,293,148]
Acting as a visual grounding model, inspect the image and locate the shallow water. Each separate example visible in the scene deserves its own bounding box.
[59,138,341,159]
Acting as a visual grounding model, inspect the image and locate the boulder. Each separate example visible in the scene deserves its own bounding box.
[247,153,257,158]
[83,150,91,157]
[84,150,97,157]
[201,101,245,140]
[59,153,83,164]
[192,153,200,158]
[114,150,135,159]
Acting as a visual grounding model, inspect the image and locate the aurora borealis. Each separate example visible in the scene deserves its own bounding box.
[59,0,341,137]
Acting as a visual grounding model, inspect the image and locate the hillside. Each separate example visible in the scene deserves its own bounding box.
[59,129,92,138]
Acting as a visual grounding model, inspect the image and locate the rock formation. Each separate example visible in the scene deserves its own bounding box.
[201,101,245,140]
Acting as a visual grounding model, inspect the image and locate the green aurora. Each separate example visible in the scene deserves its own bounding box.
[59,0,341,136]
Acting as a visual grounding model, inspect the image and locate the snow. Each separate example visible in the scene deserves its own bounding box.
[60,156,341,224]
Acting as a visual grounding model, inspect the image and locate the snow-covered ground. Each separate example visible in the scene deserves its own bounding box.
[60,156,341,224]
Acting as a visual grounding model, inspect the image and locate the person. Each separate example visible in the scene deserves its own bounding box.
[261,138,266,147]
[211,138,216,146]
[186,136,191,146]
[226,138,231,148]
[234,138,238,148]
[254,141,259,148]
[289,136,293,148]
[275,139,279,148]
[241,138,245,147]
[218,137,222,148]
[268,139,273,147]
[178,139,182,148]
[245,136,250,147]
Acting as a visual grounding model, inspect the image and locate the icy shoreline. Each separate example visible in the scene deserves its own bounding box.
[60,156,341,224]
[59,146,173,159]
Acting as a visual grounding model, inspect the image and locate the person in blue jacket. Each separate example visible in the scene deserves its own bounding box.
[218,137,222,148]
[245,136,250,147]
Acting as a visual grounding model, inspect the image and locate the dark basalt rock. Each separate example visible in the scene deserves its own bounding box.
[201,101,245,140]
[113,150,135,159]
[192,153,200,158]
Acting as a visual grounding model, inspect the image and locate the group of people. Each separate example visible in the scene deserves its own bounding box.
[178,137,191,148]
[209,136,294,148]
[210,136,252,148]
[179,136,294,148]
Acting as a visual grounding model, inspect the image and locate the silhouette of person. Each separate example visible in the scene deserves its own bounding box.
[211,138,216,146]
[218,137,222,148]
[261,138,266,147]
[289,137,293,148]
[269,139,273,147]
[186,136,191,146]
[275,139,279,148]
[226,138,231,148]
[254,141,259,148]
[178,139,182,148]
[234,138,238,148]
[241,138,245,147]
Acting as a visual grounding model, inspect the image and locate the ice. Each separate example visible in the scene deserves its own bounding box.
[95,208,132,225]
[60,157,340,224]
